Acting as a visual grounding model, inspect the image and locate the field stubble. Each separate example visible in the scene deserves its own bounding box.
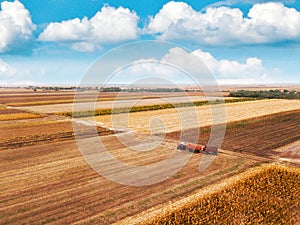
[1,94,300,224]
[93,99,300,133]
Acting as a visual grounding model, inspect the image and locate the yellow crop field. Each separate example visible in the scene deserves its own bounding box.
[117,164,300,225]
[0,105,6,110]
[94,99,300,133]
[0,113,41,121]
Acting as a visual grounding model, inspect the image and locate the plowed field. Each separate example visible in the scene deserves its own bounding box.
[168,109,300,157]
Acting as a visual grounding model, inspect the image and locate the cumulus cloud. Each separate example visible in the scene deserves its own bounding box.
[109,58,185,84]
[125,58,180,78]
[204,0,295,9]
[71,41,98,52]
[0,58,46,85]
[192,49,269,83]
[146,1,300,45]
[159,47,269,83]
[0,59,16,76]
[0,0,36,53]
[39,5,139,51]
[111,48,269,84]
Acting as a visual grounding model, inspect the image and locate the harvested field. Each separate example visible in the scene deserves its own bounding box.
[93,99,300,133]
[0,119,113,150]
[1,88,300,224]
[118,164,300,225]
[168,109,300,158]
[15,96,224,114]
[0,135,264,225]
[1,108,299,224]
[0,113,41,121]
[0,108,23,114]
[66,98,256,118]
[0,106,42,121]
[1,91,205,107]
[274,141,300,165]
[0,104,42,121]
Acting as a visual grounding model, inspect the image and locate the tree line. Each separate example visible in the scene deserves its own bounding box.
[229,89,300,99]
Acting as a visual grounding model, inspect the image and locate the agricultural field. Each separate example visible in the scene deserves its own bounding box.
[15,95,225,114]
[168,109,300,158]
[92,99,300,133]
[0,117,114,150]
[0,89,299,224]
[0,88,206,107]
[118,164,300,225]
[0,133,265,224]
[0,104,41,121]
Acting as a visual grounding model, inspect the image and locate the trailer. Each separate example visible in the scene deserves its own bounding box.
[177,142,218,155]
[186,143,205,153]
[177,142,205,153]
[203,146,218,155]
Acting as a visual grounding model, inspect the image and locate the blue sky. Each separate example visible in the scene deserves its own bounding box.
[0,0,300,85]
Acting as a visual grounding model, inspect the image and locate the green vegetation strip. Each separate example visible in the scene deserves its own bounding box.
[59,98,258,118]
[230,89,300,99]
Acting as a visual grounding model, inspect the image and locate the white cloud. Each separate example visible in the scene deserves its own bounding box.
[110,47,270,84]
[146,1,300,45]
[0,58,46,85]
[109,58,186,84]
[39,5,139,51]
[203,0,295,9]
[160,47,269,83]
[246,2,300,42]
[0,59,16,77]
[39,17,91,42]
[71,41,98,52]
[126,59,181,78]
[192,49,270,83]
[0,0,36,53]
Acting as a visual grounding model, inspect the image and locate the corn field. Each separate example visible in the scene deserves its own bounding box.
[119,164,300,225]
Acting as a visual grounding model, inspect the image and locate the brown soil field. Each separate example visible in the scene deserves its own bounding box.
[1,109,299,224]
[0,108,21,114]
[0,106,42,121]
[1,91,205,107]
[117,164,300,225]
[0,134,264,225]
[168,109,300,158]
[1,89,300,224]
[0,118,113,150]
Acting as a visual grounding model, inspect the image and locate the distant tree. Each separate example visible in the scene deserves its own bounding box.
[229,89,300,99]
